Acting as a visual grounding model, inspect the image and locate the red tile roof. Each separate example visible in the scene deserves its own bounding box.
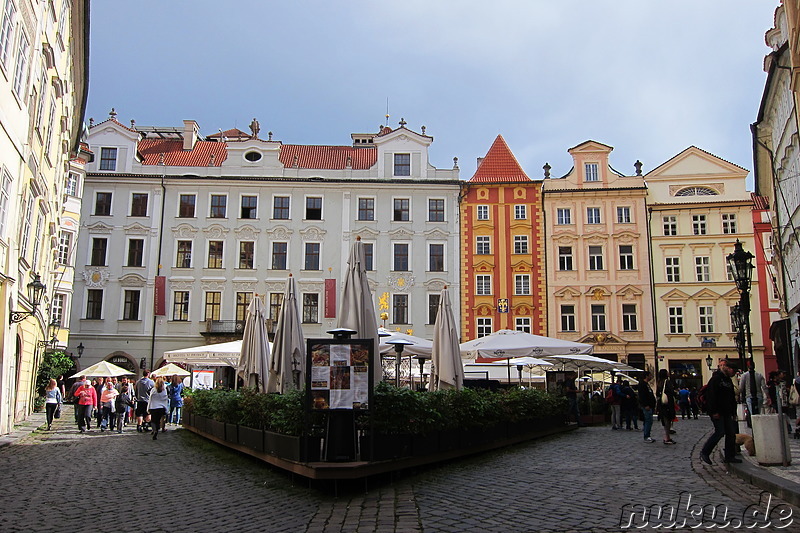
[752,193,769,210]
[207,128,250,140]
[470,135,530,182]
[138,139,228,167]
[279,145,376,170]
[91,117,138,133]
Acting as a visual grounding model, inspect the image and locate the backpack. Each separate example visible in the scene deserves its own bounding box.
[605,386,617,403]
[696,384,709,413]
[115,394,128,413]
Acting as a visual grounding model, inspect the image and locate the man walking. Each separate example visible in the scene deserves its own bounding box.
[700,359,740,465]
[564,371,583,426]
[637,372,656,443]
[135,370,154,433]
[68,375,86,428]
[739,361,767,428]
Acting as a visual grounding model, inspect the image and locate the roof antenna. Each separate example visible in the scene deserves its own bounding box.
[385,97,389,128]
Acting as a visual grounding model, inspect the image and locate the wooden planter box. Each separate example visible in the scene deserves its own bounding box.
[264,431,321,462]
[238,425,265,453]
[225,423,238,443]
[207,419,225,440]
[360,433,412,461]
[579,414,606,426]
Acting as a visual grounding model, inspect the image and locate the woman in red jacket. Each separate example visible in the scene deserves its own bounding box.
[74,380,97,433]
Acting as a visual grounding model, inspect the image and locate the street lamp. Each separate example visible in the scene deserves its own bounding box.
[705,354,713,371]
[727,239,757,414]
[386,339,414,388]
[9,273,45,324]
[37,319,60,351]
[75,342,84,358]
[413,353,431,391]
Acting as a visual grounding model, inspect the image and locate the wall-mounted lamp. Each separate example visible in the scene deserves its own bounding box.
[9,274,45,324]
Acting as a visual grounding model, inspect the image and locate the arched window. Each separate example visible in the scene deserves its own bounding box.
[675,187,718,196]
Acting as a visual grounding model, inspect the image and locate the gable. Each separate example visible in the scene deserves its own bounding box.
[647,147,748,179]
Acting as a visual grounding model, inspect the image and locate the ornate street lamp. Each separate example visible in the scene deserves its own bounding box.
[37,319,61,351]
[726,239,754,294]
[727,240,757,414]
[76,342,85,358]
[9,273,45,324]
[705,354,713,371]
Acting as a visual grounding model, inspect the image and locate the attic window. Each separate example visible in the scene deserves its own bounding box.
[675,187,718,197]
[244,151,262,162]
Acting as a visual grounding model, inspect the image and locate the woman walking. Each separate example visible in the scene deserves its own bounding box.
[115,384,134,433]
[655,369,677,445]
[99,381,119,431]
[74,380,97,433]
[167,375,184,425]
[147,377,169,440]
[44,378,62,431]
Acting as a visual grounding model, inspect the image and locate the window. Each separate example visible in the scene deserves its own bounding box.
[52,293,65,327]
[514,205,527,219]
[556,208,571,225]
[99,147,117,171]
[692,215,706,235]
[622,304,637,331]
[694,256,710,282]
[272,196,290,219]
[304,243,321,270]
[18,187,32,258]
[240,195,257,219]
[476,235,490,255]
[303,293,319,323]
[31,208,43,271]
[358,198,374,221]
[57,231,72,265]
[514,235,529,254]
[476,317,492,338]
[726,262,734,282]
[123,290,140,321]
[207,241,223,269]
[210,194,227,218]
[305,196,322,220]
[363,242,374,271]
[394,153,410,176]
[558,246,573,271]
[172,291,189,321]
[586,207,601,224]
[86,289,103,319]
[560,305,576,332]
[130,193,148,216]
[176,240,192,268]
[668,307,684,334]
[178,194,196,218]
[95,192,112,216]
[393,243,409,271]
[393,294,408,324]
[476,275,492,295]
[584,162,599,181]
[127,239,144,267]
[619,245,634,270]
[429,243,444,272]
[0,168,11,237]
[663,215,677,236]
[236,292,252,322]
[64,172,78,196]
[428,293,440,325]
[269,293,284,328]
[617,206,631,224]
[0,0,16,68]
[699,306,714,333]
[271,242,287,270]
[204,292,221,321]
[477,205,489,220]
[588,246,604,270]
[428,199,445,222]
[12,30,28,97]
[665,257,680,282]
[729,306,738,332]
[515,274,530,295]
[90,238,107,266]
[722,213,737,234]
[239,241,254,269]
[515,317,531,333]
[676,187,718,197]
[591,304,606,331]
[393,198,410,221]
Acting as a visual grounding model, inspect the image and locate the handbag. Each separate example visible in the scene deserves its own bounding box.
[54,404,61,419]
[660,383,669,405]
[790,384,800,406]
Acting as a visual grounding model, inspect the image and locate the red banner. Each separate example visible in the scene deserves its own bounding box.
[154,276,166,315]
[324,278,336,318]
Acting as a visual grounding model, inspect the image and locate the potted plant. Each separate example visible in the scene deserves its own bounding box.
[33,396,46,412]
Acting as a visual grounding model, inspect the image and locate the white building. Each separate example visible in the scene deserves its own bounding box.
[71,114,461,376]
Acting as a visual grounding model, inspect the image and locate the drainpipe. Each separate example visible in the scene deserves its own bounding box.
[148,161,167,370]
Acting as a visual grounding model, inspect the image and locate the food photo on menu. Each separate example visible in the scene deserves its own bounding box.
[350,345,369,366]
[330,366,351,389]
[311,344,330,366]
[311,390,330,410]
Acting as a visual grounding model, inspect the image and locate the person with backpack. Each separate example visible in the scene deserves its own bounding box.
[655,369,677,445]
[700,359,740,465]
[115,384,134,433]
[606,377,623,430]
[637,371,656,443]
[135,370,155,433]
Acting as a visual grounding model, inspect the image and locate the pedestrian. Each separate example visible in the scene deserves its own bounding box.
[655,369,677,445]
[678,386,691,419]
[74,380,97,433]
[56,375,66,398]
[700,359,740,464]
[147,377,169,440]
[689,387,699,419]
[93,378,104,428]
[606,378,623,430]
[115,384,134,433]
[68,375,85,428]
[637,372,656,443]
[739,362,767,426]
[135,370,155,433]
[620,380,638,430]
[99,381,119,431]
[167,375,185,425]
[44,378,62,431]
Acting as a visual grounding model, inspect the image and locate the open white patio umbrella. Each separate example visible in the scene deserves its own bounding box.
[70,360,133,378]
[460,330,594,360]
[430,286,464,390]
[237,295,271,390]
[151,363,190,378]
[378,328,433,358]
[267,275,305,393]
[164,340,243,367]
[337,236,380,385]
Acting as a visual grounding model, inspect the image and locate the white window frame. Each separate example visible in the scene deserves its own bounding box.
[427,197,446,222]
[304,194,323,221]
[560,304,576,332]
[57,231,72,265]
[558,246,573,271]
[428,242,445,272]
[206,239,225,269]
[238,240,256,270]
[0,0,16,70]
[514,205,527,220]
[616,206,631,224]
[515,317,531,333]
[271,241,288,270]
[586,207,601,224]
[0,166,12,238]
[622,304,637,332]
[591,304,606,331]
[556,208,571,225]
[85,288,104,320]
[121,288,142,321]
[175,239,193,268]
[172,290,191,322]
[476,275,492,296]
[476,317,493,338]
[694,256,710,282]
[588,245,604,271]
[240,193,258,219]
[692,214,707,235]
[514,274,530,295]
[271,194,291,220]
[126,237,145,268]
[722,213,737,234]
[513,235,529,254]
[663,215,677,236]
[304,241,322,271]
[52,292,66,327]
[64,172,78,197]
[209,193,228,219]
[584,162,599,182]
[476,235,490,255]
[668,306,684,334]
[699,306,715,334]
[392,242,410,271]
[665,257,680,282]
[619,245,634,270]
[476,205,489,220]
[129,191,149,217]
[11,29,28,98]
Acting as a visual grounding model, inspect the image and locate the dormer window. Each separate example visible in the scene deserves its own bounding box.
[394,153,410,176]
[100,147,117,171]
[584,163,598,182]
[244,151,262,162]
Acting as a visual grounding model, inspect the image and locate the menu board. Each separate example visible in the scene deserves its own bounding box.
[307,339,372,411]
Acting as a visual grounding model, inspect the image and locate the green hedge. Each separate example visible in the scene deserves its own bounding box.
[184,383,567,437]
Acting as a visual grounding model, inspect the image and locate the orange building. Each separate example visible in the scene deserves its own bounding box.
[460,136,546,340]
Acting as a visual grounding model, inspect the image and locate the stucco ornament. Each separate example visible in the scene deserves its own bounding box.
[388,273,414,292]
[83,268,111,287]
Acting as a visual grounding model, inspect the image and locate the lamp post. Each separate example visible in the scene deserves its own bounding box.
[705,353,713,371]
[727,239,757,414]
[517,364,524,386]
[9,273,45,324]
[413,353,431,391]
[76,342,84,358]
[37,319,61,352]
[385,339,414,388]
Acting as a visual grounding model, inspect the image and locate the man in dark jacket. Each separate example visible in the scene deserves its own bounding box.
[637,372,657,443]
[700,359,740,465]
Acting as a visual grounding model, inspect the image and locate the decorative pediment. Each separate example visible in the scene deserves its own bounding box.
[554,234,578,245]
[300,282,324,292]
[169,280,193,290]
[616,285,644,300]
[119,273,147,287]
[721,287,742,302]
[586,286,611,299]
[172,223,198,238]
[264,281,285,292]
[299,226,327,241]
[511,303,532,315]
[646,146,748,180]
[234,224,260,240]
[200,280,226,291]
[586,234,608,245]
[692,288,722,301]
[266,225,292,240]
[473,222,495,231]
[85,221,113,234]
[423,278,447,291]
[661,288,691,302]
[424,228,449,239]
[232,281,258,292]
[474,260,495,272]
[553,286,581,299]
[474,304,494,315]
[388,227,414,239]
[352,227,380,239]
[612,230,640,243]
[124,222,151,236]
[203,224,230,239]
[511,259,532,272]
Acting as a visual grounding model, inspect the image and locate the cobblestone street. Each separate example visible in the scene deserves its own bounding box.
[1,408,797,532]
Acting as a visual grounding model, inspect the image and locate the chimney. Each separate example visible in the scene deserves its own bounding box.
[183,120,199,150]
[476,157,484,167]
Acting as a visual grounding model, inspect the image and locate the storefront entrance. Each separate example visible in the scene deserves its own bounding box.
[668,359,703,391]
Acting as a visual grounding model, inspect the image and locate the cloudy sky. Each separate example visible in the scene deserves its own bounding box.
[88,1,776,182]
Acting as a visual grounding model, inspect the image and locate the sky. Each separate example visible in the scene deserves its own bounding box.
[87,1,777,183]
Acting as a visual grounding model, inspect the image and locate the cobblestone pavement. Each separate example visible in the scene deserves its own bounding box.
[1,408,797,532]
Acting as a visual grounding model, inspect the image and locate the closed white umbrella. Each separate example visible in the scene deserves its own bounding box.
[237,296,271,390]
[70,360,133,378]
[337,236,380,384]
[431,286,464,390]
[267,275,305,393]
